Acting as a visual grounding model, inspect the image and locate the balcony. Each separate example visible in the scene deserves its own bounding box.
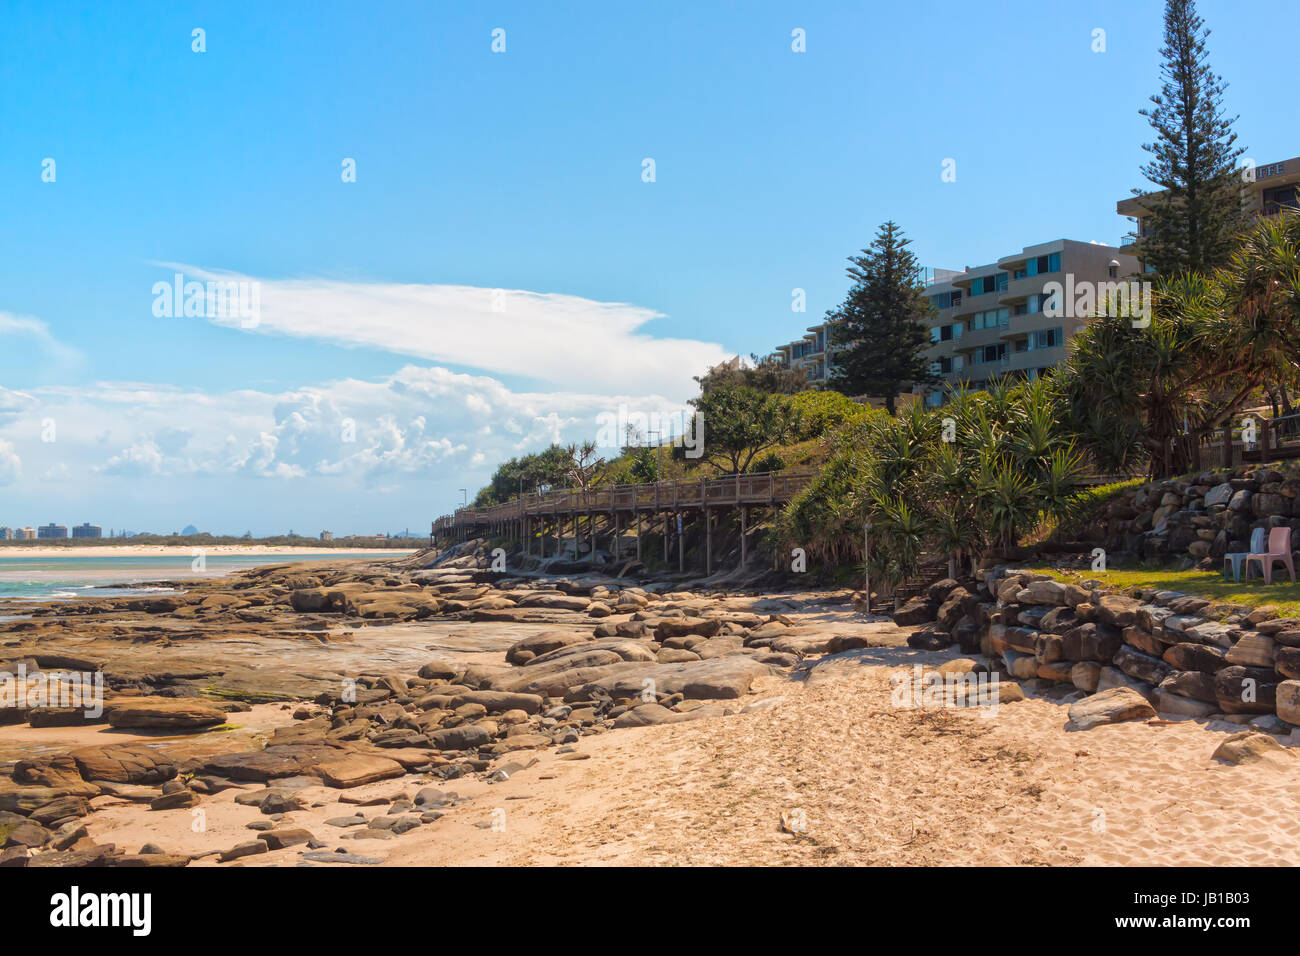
[956,324,1006,351]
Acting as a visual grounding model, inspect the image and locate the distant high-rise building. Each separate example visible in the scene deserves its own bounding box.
[37,523,69,539]
[320,531,334,541]
[15,527,36,540]
[72,523,102,539]
[0,527,11,540]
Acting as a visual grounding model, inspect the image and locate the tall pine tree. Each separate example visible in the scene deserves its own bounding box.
[827,221,934,415]
[1134,0,1246,277]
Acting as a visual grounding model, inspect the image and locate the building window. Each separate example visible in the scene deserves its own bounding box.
[969,308,1009,331]
[1026,328,1063,350]
[970,343,1007,365]
[1264,184,1300,216]
[1019,253,1062,278]
[969,273,1008,296]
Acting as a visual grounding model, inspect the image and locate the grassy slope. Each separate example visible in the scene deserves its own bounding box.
[1037,565,1300,616]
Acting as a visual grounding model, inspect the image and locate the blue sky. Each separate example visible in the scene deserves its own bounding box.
[0,0,1290,535]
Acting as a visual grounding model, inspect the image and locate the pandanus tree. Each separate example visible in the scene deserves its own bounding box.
[781,377,1087,597]
[1059,212,1300,478]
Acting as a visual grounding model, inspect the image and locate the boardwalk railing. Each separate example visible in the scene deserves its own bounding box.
[433,469,816,533]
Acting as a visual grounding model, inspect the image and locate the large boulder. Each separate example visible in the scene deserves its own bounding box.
[1214,665,1278,714]
[505,631,589,665]
[429,725,493,751]
[934,588,972,631]
[1061,622,1122,662]
[104,698,227,731]
[893,596,937,627]
[1212,731,1295,766]
[1070,661,1101,693]
[444,690,544,715]
[1017,580,1067,605]
[1158,670,1218,703]
[1225,633,1276,668]
[346,592,441,620]
[69,744,179,784]
[198,744,342,782]
[1095,594,1141,629]
[1275,646,1300,680]
[1162,643,1228,673]
[1153,691,1217,718]
[1067,687,1156,730]
[313,753,405,789]
[1275,679,1300,725]
[1113,645,1170,686]
[290,587,344,613]
[654,618,722,640]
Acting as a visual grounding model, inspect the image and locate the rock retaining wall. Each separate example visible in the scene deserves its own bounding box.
[898,572,1300,733]
[1098,466,1300,568]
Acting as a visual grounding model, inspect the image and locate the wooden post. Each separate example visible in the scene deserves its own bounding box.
[636,511,642,562]
[663,512,669,562]
[705,507,712,575]
[614,511,620,562]
[740,506,747,569]
[1223,426,1234,469]
[677,513,684,573]
[864,522,872,614]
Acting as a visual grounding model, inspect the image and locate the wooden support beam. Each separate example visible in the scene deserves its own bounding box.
[740,506,747,569]
[677,513,684,573]
[636,511,642,562]
[705,508,713,575]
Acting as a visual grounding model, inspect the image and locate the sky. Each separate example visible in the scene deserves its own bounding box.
[0,0,1291,536]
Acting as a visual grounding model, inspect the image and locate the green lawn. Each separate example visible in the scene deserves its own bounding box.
[1035,565,1300,617]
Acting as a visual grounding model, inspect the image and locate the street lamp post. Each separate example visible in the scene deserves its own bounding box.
[863,520,872,615]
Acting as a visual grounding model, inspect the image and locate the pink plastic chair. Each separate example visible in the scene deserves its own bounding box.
[1245,527,1297,585]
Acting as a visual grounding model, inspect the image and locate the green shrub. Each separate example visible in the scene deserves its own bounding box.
[786,390,871,440]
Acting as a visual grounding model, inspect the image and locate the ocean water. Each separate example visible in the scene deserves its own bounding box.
[0,553,400,603]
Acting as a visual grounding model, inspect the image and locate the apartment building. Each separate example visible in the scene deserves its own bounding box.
[37,523,69,538]
[14,527,36,540]
[919,239,1139,405]
[72,523,103,538]
[1117,154,1300,254]
[769,241,1137,406]
[771,267,963,385]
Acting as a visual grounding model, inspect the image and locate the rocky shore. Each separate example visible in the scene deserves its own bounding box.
[0,545,899,867]
[5,538,1300,868]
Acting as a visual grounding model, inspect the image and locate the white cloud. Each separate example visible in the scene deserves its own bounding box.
[99,440,166,476]
[163,265,729,400]
[0,441,20,485]
[0,312,82,366]
[2,365,693,491]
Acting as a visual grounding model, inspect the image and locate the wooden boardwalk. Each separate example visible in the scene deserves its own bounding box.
[432,469,816,573]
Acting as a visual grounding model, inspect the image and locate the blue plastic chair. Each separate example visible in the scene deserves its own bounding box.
[1224,527,1266,583]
